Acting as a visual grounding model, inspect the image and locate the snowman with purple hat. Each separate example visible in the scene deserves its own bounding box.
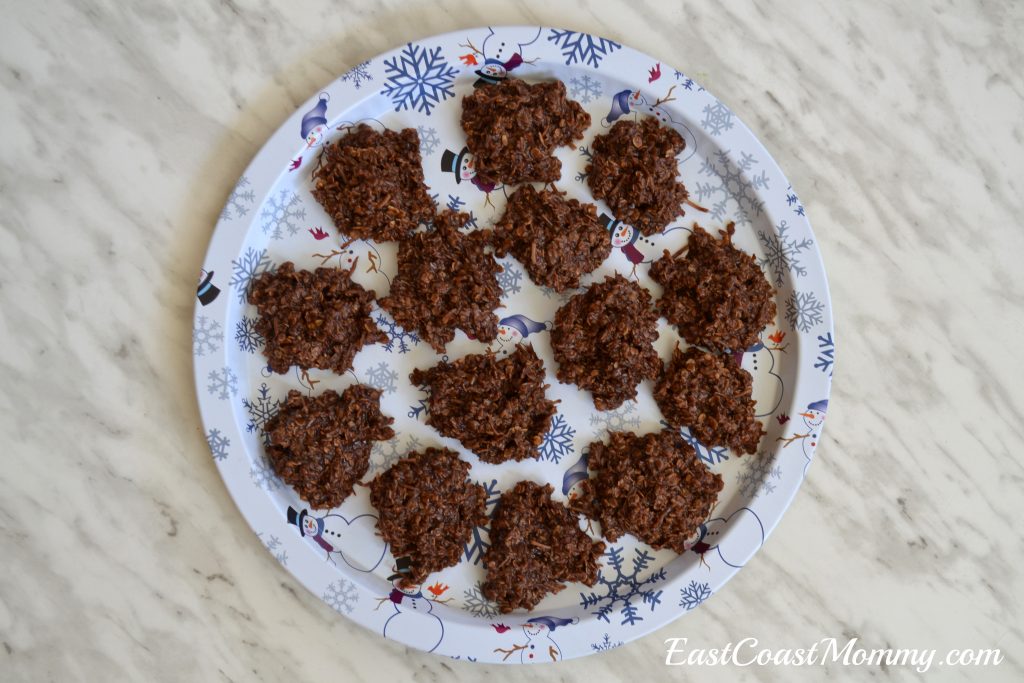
[603,87,697,163]
[495,314,548,353]
[495,615,577,662]
[777,398,828,474]
[289,92,330,170]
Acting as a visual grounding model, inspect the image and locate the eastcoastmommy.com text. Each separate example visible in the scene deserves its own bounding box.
[664,637,1004,674]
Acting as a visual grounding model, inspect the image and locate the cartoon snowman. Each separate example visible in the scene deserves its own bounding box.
[459,27,541,86]
[286,506,387,572]
[440,146,498,194]
[290,93,330,170]
[603,87,697,163]
[494,616,577,662]
[686,507,765,569]
[598,213,657,276]
[378,566,446,653]
[778,399,827,473]
[494,314,548,354]
[737,336,785,418]
[561,450,589,499]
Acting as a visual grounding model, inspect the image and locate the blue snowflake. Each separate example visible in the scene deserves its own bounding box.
[590,401,640,437]
[234,316,264,353]
[569,74,602,103]
[243,383,281,445]
[496,259,524,297]
[701,102,734,136]
[547,29,621,68]
[672,70,700,91]
[591,633,623,652]
[375,312,420,353]
[206,428,230,461]
[407,398,429,420]
[580,546,666,626]
[381,43,458,115]
[220,175,255,220]
[693,150,769,226]
[736,453,782,498]
[250,452,282,491]
[230,247,276,305]
[758,219,814,287]
[365,362,398,394]
[193,315,222,357]
[540,414,576,464]
[815,333,835,376]
[260,190,305,240]
[323,579,359,614]
[679,581,712,610]
[464,479,501,565]
[679,426,729,465]
[785,290,824,333]
[256,533,288,566]
[207,367,238,400]
[417,126,440,156]
[786,184,806,216]
[446,194,465,211]
[341,60,372,89]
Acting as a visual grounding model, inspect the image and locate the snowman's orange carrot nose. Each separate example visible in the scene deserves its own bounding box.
[800,412,814,418]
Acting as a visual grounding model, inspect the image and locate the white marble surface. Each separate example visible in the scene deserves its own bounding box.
[2,1,1022,681]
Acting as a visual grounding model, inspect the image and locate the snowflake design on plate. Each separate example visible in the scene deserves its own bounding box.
[207,367,238,400]
[220,175,255,221]
[375,312,420,354]
[417,125,440,156]
[370,432,420,475]
[323,579,359,614]
[341,60,372,89]
[464,479,501,565]
[678,581,712,611]
[785,290,824,333]
[757,219,813,287]
[580,546,666,626]
[462,582,500,619]
[206,428,230,461]
[250,451,282,491]
[815,332,835,376]
[591,634,623,652]
[679,426,728,465]
[444,195,478,228]
[381,42,458,115]
[257,533,288,566]
[230,247,276,305]
[496,259,524,297]
[365,362,399,394]
[569,74,602,103]
[672,70,703,91]
[692,150,769,226]
[736,452,782,498]
[786,184,806,216]
[260,189,306,240]
[193,315,223,357]
[243,382,281,445]
[700,102,734,136]
[539,414,575,464]
[589,401,640,438]
[547,29,621,68]
[234,315,264,353]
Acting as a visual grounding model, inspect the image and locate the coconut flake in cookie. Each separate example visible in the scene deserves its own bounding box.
[378,209,502,353]
[311,124,435,242]
[482,481,604,613]
[460,78,590,185]
[250,261,386,375]
[586,116,690,236]
[410,344,556,464]
[369,448,487,587]
[492,185,611,292]
[650,222,776,352]
[265,385,394,509]
[654,345,765,454]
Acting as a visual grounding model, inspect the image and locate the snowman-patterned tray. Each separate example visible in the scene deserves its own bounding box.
[193,26,834,663]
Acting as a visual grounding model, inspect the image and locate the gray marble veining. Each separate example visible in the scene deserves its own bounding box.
[1,1,1022,681]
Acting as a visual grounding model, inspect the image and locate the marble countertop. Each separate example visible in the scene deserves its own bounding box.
[3,1,1022,681]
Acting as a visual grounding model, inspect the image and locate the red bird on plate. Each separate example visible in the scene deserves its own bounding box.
[492,623,511,633]
[777,413,790,425]
[648,63,662,83]
[427,582,449,597]
[459,53,478,66]
[309,226,329,240]
[289,157,302,171]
